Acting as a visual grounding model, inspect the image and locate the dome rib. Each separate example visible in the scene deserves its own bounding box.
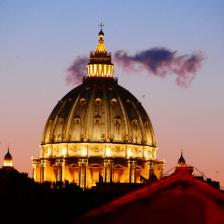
[115,93,130,143]
[49,99,67,143]
[103,85,111,142]
[132,101,145,144]
[85,83,96,142]
[64,94,81,142]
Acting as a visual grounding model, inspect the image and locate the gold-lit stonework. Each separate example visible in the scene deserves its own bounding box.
[87,28,114,78]
[32,27,164,188]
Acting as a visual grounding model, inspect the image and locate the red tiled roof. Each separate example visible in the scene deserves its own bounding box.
[74,170,224,224]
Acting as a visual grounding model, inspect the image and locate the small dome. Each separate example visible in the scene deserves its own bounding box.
[42,77,156,150]
[4,149,12,160]
[177,151,186,167]
[3,148,13,168]
[178,154,185,164]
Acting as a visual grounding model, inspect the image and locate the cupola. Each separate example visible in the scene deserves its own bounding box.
[87,23,114,78]
[3,147,13,168]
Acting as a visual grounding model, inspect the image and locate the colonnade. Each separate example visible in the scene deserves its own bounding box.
[33,158,163,189]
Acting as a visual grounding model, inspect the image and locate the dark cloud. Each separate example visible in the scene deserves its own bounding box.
[66,56,88,85]
[66,48,205,87]
[114,48,205,87]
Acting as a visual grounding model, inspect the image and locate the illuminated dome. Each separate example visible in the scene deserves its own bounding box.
[33,27,164,188]
[3,148,13,168]
[42,77,156,147]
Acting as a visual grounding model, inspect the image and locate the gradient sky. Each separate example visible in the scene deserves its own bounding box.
[0,0,224,185]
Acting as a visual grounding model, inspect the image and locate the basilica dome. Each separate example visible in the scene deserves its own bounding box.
[42,77,156,147]
[33,27,163,188]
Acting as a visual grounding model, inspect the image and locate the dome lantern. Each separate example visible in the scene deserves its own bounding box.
[87,23,114,78]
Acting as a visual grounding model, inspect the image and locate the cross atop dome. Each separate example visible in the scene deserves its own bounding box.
[98,22,105,37]
[95,23,107,53]
[99,22,104,31]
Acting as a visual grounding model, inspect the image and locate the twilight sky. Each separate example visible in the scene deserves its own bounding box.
[0,0,224,185]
